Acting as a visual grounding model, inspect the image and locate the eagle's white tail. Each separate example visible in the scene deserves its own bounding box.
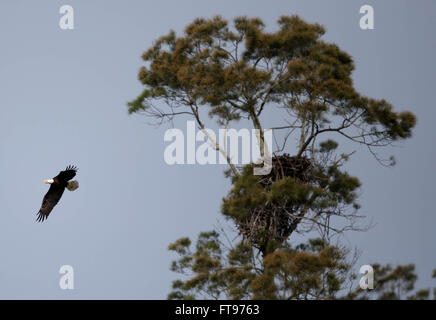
[66,180,79,191]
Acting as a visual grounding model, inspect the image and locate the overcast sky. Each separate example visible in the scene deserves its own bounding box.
[0,0,434,299]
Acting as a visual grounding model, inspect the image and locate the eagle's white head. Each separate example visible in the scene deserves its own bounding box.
[43,179,54,184]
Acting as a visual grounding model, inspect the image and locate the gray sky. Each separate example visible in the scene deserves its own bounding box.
[0,0,434,299]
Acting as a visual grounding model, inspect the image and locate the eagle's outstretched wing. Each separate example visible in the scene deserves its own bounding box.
[57,165,77,182]
[36,184,65,222]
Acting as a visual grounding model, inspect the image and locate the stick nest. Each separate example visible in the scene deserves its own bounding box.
[239,154,314,252]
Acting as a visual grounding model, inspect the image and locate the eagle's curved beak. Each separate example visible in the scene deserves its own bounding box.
[44,179,54,184]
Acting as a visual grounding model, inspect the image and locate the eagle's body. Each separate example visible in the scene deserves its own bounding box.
[37,165,78,222]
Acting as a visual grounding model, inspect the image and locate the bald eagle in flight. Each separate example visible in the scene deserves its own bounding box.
[37,165,79,222]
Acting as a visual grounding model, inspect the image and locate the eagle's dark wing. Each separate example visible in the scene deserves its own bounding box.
[56,165,77,182]
[36,184,65,222]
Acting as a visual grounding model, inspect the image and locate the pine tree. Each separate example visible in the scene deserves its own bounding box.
[129,15,418,299]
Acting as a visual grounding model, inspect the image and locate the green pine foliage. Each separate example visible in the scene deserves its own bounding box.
[168,234,354,300]
[129,15,416,152]
[129,15,420,300]
[169,233,436,300]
